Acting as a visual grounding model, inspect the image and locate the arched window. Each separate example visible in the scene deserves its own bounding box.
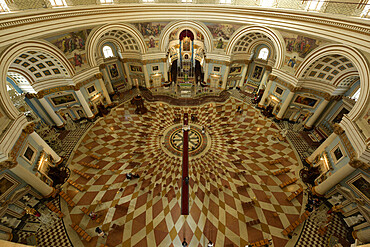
[103,45,114,58]
[258,48,269,60]
[0,0,9,12]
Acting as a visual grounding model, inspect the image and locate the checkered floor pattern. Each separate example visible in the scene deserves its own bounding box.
[295,204,350,247]
[16,197,72,247]
[61,98,308,247]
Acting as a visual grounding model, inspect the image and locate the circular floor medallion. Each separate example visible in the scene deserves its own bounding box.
[162,124,210,157]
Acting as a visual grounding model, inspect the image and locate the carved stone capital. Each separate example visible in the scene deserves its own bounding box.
[99,64,106,70]
[268,75,277,81]
[74,85,80,91]
[23,122,35,134]
[0,159,17,171]
[95,73,103,80]
[291,86,301,92]
[25,93,37,99]
[333,123,344,135]
[348,159,368,169]
[265,65,272,72]
[323,93,331,101]
[142,60,147,65]
[36,92,44,99]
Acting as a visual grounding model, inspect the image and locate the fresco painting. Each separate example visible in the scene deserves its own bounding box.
[133,22,168,49]
[281,31,321,58]
[46,29,90,71]
[205,23,241,40]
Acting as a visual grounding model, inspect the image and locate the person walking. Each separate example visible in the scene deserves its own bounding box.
[208,240,214,246]
[95,227,106,238]
[182,238,188,246]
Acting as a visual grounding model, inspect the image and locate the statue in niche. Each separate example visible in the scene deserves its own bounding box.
[328,194,344,206]
[344,214,365,227]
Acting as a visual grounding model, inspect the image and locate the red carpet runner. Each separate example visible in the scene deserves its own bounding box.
[181,113,189,215]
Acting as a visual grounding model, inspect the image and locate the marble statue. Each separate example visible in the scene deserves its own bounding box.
[344,214,365,227]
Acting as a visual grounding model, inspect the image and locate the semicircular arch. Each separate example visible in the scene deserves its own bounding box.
[0,40,75,119]
[295,44,370,121]
[86,23,146,67]
[227,26,285,69]
[159,20,213,53]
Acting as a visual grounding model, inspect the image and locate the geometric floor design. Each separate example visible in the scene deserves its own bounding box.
[295,204,351,247]
[63,97,306,247]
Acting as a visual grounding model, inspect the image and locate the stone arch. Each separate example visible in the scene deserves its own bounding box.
[296,44,370,121]
[226,26,285,69]
[248,40,275,63]
[86,23,146,67]
[159,20,213,53]
[97,38,124,59]
[0,40,75,120]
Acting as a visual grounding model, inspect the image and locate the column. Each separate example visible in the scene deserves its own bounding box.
[238,64,248,87]
[276,91,295,120]
[258,70,271,92]
[163,58,169,82]
[30,98,53,125]
[203,59,209,84]
[123,62,133,88]
[38,98,64,127]
[99,64,114,94]
[304,99,330,129]
[221,65,230,89]
[11,164,53,197]
[96,73,112,105]
[313,162,356,196]
[74,89,94,118]
[258,75,275,108]
[30,132,62,164]
[142,62,151,88]
[306,124,343,163]
[353,227,370,244]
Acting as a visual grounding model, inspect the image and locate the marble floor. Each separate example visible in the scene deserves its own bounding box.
[62,97,307,247]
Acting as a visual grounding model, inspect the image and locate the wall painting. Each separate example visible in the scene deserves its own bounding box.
[46,29,90,71]
[293,94,319,108]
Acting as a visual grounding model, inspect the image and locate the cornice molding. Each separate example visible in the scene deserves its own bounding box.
[0,5,369,53]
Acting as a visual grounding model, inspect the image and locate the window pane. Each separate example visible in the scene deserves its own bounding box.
[260,0,274,7]
[258,48,269,60]
[103,46,114,58]
[0,0,9,12]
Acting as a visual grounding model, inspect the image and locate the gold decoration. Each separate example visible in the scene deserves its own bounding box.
[0,159,17,171]
[333,123,344,135]
[99,64,106,69]
[22,122,35,134]
[349,159,368,169]
[95,73,103,79]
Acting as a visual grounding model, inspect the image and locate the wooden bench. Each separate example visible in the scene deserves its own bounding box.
[272,168,291,176]
[90,154,101,160]
[80,207,101,223]
[287,187,303,201]
[246,238,271,246]
[279,178,298,188]
[45,202,64,218]
[282,210,310,236]
[80,162,100,169]
[59,191,75,207]
[70,223,92,242]
[67,179,85,191]
[246,219,260,226]
[72,169,91,179]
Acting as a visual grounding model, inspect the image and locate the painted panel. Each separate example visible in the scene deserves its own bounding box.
[45,29,91,72]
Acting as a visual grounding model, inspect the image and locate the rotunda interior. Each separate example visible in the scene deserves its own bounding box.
[0,1,369,247]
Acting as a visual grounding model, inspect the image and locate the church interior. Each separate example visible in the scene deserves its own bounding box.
[0,1,369,246]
